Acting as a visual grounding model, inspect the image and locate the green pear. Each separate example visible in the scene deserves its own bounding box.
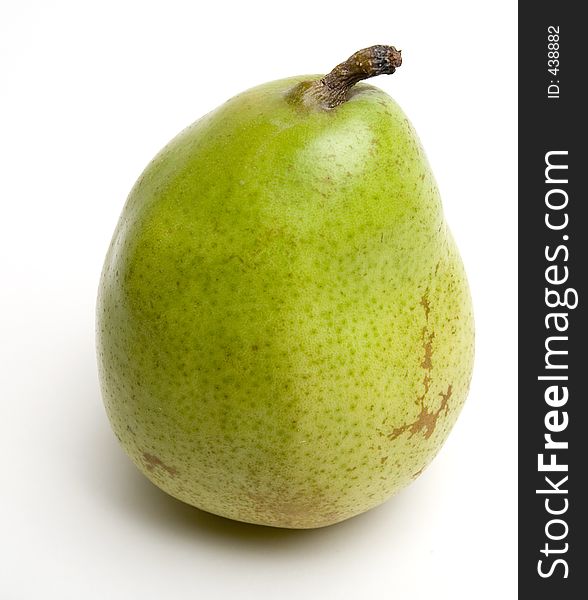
[97,46,474,529]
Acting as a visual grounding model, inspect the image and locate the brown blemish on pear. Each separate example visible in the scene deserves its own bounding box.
[421,328,434,370]
[388,294,453,441]
[142,452,178,477]
[419,290,431,321]
[389,385,452,441]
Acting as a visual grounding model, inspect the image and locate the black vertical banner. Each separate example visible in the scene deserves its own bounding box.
[519,1,587,597]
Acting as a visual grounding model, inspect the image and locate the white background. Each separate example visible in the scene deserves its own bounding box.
[0,1,517,598]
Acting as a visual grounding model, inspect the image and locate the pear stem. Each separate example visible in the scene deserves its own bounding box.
[288,45,402,110]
